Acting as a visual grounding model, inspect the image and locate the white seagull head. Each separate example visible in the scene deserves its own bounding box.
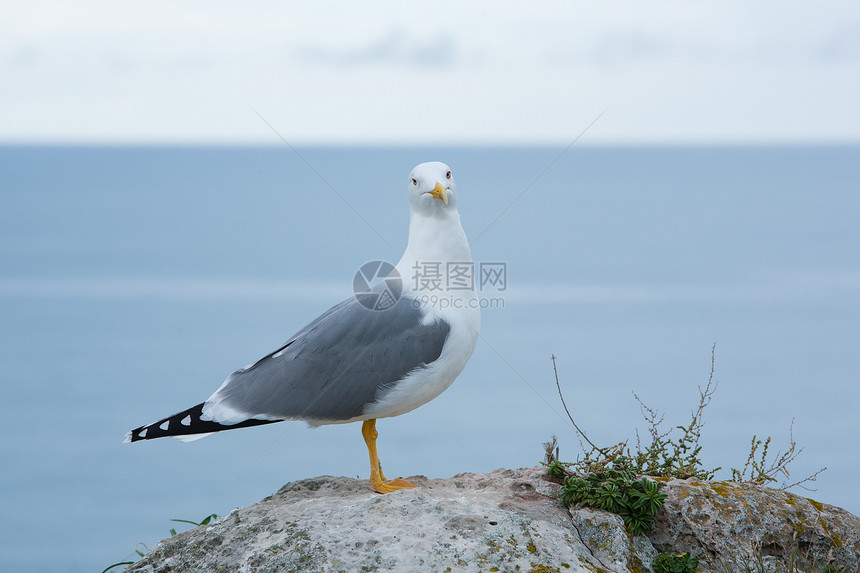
[407,161,458,213]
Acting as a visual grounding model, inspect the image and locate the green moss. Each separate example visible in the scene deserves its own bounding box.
[577,555,610,573]
[527,542,538,554]
[807,498,825,512]
[831,532,843,549]
[528,564,561,573]
[628,548,650,573]
[811,515,844,549]
[709,482,741,498]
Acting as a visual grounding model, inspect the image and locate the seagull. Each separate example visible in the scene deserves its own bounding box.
[125,161,481,493]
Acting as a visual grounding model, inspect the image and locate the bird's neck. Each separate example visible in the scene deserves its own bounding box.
[395,210,474,294]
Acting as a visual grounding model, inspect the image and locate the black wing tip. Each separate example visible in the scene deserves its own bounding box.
[124,402,209,443]
[124,402,280,443]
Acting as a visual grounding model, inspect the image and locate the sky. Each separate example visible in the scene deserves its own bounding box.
[3,0,860,144]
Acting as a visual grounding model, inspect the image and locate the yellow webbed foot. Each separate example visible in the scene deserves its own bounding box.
[362,419,417,494]
[370,476,417,494]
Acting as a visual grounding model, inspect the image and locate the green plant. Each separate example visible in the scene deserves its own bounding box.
[102,563,135,573]
[548,345,823,489]
[653,551,699,573]
[549,347,721,481]
[542,435,569,479]
[103,513,218,572]
[730,422,825,490]
[169,513,218,536]
[546,460,567,479]
[101,543,148,573]
[559,468,667,535]
[628,373,719,481]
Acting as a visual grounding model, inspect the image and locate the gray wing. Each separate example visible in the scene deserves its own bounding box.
[205,292,450,423]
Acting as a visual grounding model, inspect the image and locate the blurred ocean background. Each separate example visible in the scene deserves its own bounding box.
[1,144,858,572]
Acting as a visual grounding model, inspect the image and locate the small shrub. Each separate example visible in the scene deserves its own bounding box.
[549,348,721,481]
[546,460,567,479]
[653,551,699,573]
[559,467,667,535]
[547,345,823,488]
[730,422,825,490]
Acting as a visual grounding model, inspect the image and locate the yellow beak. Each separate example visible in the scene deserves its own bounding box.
[429,181,449,205]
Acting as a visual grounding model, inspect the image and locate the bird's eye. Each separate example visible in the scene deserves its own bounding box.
[411,178,418,185]
[446,170,452,179]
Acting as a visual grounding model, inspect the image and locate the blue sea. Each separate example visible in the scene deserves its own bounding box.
[1,145,858,572]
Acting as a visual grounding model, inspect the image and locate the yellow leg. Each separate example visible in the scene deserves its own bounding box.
[361,419,416,494]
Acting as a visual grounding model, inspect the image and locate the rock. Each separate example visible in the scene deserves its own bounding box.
[125,468,860,573]
[569,507,658,573]
[648,477,860,573]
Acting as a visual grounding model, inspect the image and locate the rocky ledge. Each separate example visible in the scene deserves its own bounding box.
[126,467,860,573]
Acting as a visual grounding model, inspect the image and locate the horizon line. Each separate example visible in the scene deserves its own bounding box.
[1,138,859,148]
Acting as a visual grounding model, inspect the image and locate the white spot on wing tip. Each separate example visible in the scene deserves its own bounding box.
[180,415,192,426]
[159,421,169,431]
[139,428,147,438]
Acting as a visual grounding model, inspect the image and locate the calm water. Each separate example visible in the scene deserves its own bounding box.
[1,145,859,572]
